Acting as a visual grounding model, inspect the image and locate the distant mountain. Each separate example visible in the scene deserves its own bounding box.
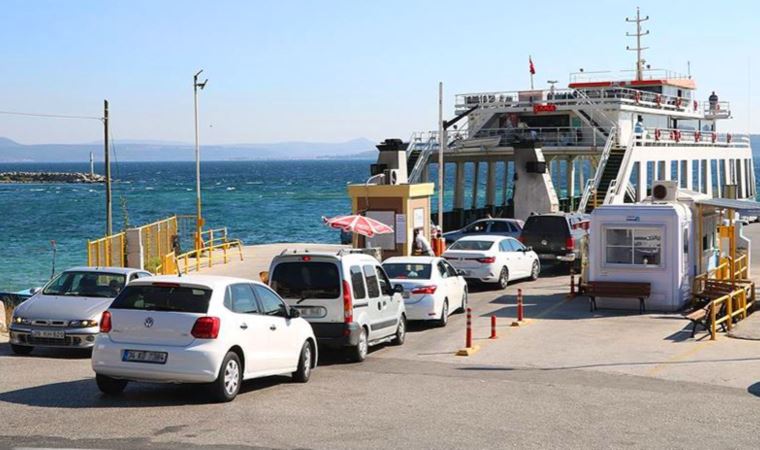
[0,137,378,162]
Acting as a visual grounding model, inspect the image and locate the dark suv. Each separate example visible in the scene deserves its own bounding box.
[519,213,589,268]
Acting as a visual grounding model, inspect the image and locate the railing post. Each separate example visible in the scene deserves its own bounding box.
[726,294,733,331]
[208,246,213,268]
[223,244,228,264]
[710,302,717,340]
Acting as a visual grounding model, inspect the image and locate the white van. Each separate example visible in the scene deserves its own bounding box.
[269,250,406,362]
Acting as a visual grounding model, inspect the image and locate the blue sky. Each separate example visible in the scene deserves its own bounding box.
[1,0,758,145]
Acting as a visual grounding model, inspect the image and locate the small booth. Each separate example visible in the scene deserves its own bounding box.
[347,183,435,259]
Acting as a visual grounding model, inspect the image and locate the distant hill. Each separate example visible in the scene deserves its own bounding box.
[0,137,378,162]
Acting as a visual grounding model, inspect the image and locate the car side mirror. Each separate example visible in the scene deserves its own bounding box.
[30,287,42,295]
[525,246,533,252]
[393,284,404,293]
[456,269,466,276]
[287,307,301,319]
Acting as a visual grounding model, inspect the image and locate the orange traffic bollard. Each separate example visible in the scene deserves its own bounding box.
[489,315,498,339]
[517,289,524,322]
[465,307,473,348]
[568,267,576,298]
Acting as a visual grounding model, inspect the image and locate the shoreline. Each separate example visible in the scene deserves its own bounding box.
[0,171,105,184]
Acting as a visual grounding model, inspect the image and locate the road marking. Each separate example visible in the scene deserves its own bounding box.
[647,340,713,376]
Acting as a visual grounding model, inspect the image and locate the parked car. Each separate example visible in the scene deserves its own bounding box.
[268,250,406,362]
[443,218,524,245]
[9,267,152,355]
[382,256,468,327]
[91,275,316,402]
[443,235,540,289]
[519,213,589,268]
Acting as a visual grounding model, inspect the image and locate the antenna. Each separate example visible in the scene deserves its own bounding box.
[626,7,650,81]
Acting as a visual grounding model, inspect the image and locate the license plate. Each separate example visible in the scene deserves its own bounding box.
[31,330,64,339]
[539,254,556,259]
[123,350,168,364]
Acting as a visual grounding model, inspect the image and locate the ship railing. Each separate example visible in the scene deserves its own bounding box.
[569,68,690,84]
[702,101,731,119]
[577,127,618,213]
[636,127,749,148]
[469,126,599,148]
[455,86,704,115]
[167,239,245,275]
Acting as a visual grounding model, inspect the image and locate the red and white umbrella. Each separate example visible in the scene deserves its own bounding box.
[323,214,393,238]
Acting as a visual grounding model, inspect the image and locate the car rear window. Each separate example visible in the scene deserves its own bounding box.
[270,261,340,299]
[448,240,494,251]
[382,263,432,280]
[110,284,211,313]
[522,216,570,236]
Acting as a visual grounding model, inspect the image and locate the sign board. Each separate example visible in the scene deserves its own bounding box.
[366,211,395,250]
[413,208,425,229]
[395,214,406,244]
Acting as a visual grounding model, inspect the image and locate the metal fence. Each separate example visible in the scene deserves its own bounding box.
[87,232,126,267]
[139,216,179,272]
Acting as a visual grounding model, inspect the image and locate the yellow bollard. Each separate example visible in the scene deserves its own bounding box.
[223,244,228,264]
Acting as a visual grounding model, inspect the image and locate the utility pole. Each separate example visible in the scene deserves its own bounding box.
[103,100,112,236]
[437,82,445,232]
[626,7,649,81]
[193,70,208,250]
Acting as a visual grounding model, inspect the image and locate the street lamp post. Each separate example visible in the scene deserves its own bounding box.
[193,69,208,251]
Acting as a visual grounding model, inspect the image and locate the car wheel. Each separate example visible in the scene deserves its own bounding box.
[530,260,540,280]
[392,315,406,345]
[349,327,368,362]
[96,374,128,395]
[10,344,33,356]
[292,341,313,383]
[498,267,509,289]
[437,300,449,327]
[210,351,242,402]
[458,288,468,313]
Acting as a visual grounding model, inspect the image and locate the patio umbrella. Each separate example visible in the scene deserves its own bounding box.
[323,214,393,238]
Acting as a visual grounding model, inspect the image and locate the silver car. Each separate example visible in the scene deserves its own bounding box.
[8,266,152,354]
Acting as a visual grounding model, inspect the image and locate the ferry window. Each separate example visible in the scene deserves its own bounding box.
[604,227,663,267]
[680,161,688,188]
[719,161,726,190]
[710,160,719,196]
[691,161,700,192]
[701,160,709,194]
[670,161,678,182]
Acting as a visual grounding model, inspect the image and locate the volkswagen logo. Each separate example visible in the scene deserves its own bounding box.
[541,240,548,246]
[144,317,154,328]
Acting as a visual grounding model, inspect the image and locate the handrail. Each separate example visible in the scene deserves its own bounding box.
[577,127,617,212]
[87,232,126,267]
[175,239,245,274]
[639,127,749,148]
[569,68,690,83]
[577,179,596,213]
[407,132,438,183]
[604,130,636,204]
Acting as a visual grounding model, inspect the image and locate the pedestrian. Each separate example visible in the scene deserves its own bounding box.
[709,91,719,112]
[413,228,434,257]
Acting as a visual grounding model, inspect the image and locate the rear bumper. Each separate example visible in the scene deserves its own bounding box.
[91,335,221,383]
[310,322,362,348]
[537,253,576,262]
[404,295,439,320]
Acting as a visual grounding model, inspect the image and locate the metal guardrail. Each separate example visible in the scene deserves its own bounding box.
[639,128,749,148]
[568,68,690,84]
[173,239,245,274]
[87,232,126,267]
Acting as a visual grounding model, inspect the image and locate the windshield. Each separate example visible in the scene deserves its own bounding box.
[43,271,126,298]
[110,285,211,313]
[382,263,432,280]
[448,240,494,251]
[270,261,340,299]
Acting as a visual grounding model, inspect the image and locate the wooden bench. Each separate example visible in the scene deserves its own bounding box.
[684,301,726,338]
[585,281,651,314]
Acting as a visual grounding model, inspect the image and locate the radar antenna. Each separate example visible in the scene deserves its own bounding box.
[626,7,650,81]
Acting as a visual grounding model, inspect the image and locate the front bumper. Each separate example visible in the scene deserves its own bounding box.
[310,322,362,348]
[9,326,99,348]
[91,335,221,384]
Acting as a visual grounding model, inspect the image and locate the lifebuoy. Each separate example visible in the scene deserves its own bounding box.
[655,94,662,106]
[676,98,682,108]
[727,133,732,143]
[655,128,661,141]
[695,131,701,142]
[693,100,698,111]
[711,132,717,143]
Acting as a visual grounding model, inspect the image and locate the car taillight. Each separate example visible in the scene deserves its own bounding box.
[342,280,353,323]
[518,236,525,243]
[191,316,221,339]
[477,256,496,264]
[566,237,575,250]
[411,285,437,295]
[99,311,112,333]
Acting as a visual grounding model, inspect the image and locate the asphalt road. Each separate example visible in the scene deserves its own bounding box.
[1,270,759,449]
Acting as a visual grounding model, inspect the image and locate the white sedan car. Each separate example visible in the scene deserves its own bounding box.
[91,275,316,402]
[443,235,540,289]
[382,257,468,326]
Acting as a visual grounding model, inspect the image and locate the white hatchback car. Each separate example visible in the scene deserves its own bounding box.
[443,235,540,289]
[382,256,468,326]
[91,275,316,402]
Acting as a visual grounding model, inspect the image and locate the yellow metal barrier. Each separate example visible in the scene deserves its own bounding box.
[200,227,229,248]
[155,251,179,275]
[139,216,178,270]
[703,280,755,340]
[175,239,245,274]
[87,232,126,267]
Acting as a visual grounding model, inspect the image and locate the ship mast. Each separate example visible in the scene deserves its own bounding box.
[626,7,649,81]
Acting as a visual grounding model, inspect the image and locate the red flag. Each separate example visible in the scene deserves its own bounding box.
[529,56,536,75]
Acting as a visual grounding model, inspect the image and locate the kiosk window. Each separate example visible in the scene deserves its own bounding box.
[604,227,662,267]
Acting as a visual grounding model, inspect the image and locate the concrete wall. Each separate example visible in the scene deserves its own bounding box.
[512,142,559,222]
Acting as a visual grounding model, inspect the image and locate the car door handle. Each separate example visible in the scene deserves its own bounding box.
[240,323,248,330]
[269,324,277,331]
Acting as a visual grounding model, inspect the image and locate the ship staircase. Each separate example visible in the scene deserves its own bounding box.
[406,131,438,183]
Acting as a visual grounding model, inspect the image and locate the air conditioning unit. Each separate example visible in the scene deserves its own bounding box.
[384,169,403,185]
[651,180,678,202]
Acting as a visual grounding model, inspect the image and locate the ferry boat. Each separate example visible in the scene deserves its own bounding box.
[376,9,755,229]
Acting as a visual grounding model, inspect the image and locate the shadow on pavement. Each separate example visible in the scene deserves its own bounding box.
[747,382,760,397]
[458,356,760,372]
[0,375,293,408]
[0,343,91,359]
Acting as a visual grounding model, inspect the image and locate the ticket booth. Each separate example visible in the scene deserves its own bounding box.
[347,183,434,259]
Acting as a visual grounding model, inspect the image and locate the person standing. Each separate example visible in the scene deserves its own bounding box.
[709,91,719,112]
[413,228,434,256]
